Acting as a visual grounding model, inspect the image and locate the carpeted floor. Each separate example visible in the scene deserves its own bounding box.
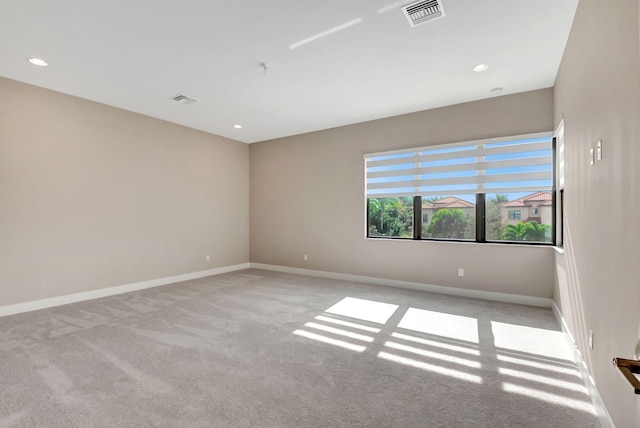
[0,269,600,427]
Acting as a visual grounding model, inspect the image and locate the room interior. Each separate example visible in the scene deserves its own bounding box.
[1,0,639,426]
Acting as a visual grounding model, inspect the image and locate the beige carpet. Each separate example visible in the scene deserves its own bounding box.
[0,269,600,427]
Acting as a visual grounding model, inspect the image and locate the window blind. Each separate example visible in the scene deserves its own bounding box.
[365,132,553,198]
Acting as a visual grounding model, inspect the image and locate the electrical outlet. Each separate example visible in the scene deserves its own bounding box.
[206,255,210,262]
[458,268,464,277]
[303,254,308,261]
[589,330,594,349]
[596,140,602,161]
[589,147,594,165]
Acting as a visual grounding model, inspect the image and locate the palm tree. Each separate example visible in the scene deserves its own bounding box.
[522,221,551,242]
[501,221,551,241]
[501,222,529,240]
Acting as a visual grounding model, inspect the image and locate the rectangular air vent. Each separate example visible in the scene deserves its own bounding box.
[402,0,446,27]
[171,94,198,105]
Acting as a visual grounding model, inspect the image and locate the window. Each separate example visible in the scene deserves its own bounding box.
[365,132,555,244]
[555,120,565,247]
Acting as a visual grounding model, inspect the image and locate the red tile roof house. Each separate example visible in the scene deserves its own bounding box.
[499,191,553,226]
[421,196,475,224]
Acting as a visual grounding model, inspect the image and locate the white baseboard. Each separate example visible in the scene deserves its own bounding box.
[552,303,615,428]
[0,263,250,318]
[250,263,553,308]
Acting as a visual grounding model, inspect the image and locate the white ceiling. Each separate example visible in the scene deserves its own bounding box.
[0,0,578,143]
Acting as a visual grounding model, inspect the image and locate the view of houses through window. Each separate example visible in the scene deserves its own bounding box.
[422,195,476,240]
[365,132,555,245]
[368,191,553,243]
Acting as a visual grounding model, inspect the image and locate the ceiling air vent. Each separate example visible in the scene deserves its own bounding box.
[402,0,446,27]
[171,94,198,105]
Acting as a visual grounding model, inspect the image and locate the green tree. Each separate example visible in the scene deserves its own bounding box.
[522,221,552,242]
[501,222,528,241]
[369,198,383,232]
[486,194,508,240]
[501,221,551,242]
[368,197,413,237]
[463,213,476,240]
[424,208,466,239]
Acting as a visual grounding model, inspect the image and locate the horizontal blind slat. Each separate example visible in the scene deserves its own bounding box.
[367,155,553,179]
[367,149,478,168]
[368,186,553,199]
[478,141,551,157]
[364,132,553,197]
[414,185,551,197]
[366,171,551,192]
[366,141,551,169]
[364,131,552,159]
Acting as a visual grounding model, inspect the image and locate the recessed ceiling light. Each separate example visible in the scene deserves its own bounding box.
[233,124,242,129]
[28,57,48,67]
[472,63,488,72]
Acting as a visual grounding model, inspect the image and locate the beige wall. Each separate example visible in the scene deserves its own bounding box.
[553,0,640,426]
[250,89,556,298]
[0,77,249,307]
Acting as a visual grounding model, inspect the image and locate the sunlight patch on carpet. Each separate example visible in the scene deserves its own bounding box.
[398,308,479,343]
[498,367,588,393]
[377,351,483,383]
[391,332,480,356]
[303,322,375,342]
[314,315,381,333]
[293,329,366,352]
[502,382,596,414]
[496,354,582,377]
[325,297,398,324]
[384,341,481,368]
[491,321,571,360]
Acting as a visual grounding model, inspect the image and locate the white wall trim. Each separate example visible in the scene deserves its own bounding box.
[552,302,615,428]
[250,263,553,308]
[0,263,250,318]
